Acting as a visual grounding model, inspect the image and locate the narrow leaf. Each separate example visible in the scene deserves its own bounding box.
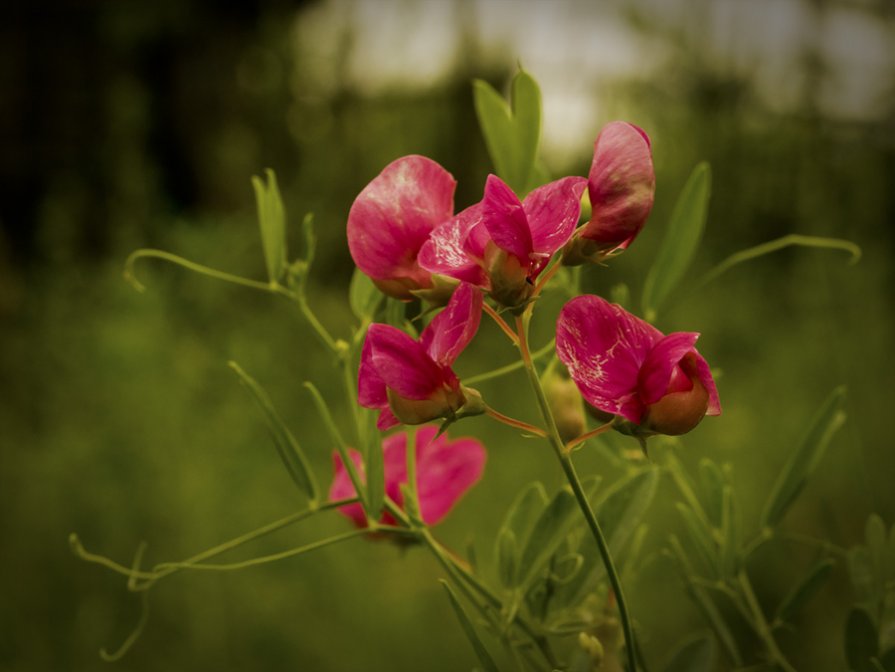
[676,502,720,578]
[472,69,541,195]
[698,459,726,529]
[301,212,316,270]
[229,362,318,504]
[517,488,579,590]
[496,528,518,589]
[760,386,847,528]
[349,267,383,322]
[642,162,712,322]
[251,169,288,284]
[775,557,835,624]
[598,468,659,558]
[366,435,385,522]
[440,580,500,672]
[718,485,738,578]
[845,607,879,672]
[501,482,549,553]
[662,633,717,672]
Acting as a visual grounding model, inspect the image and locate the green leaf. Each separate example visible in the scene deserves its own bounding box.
[473,69,541,195]
[775,557,835,624]
[867,514,888,594]
[676,502,720,578]
[667,536,743,666]
[366,435,385,523]
[662,633,717,672]
[228,362,318,504]
[597,468,659,558]
[301,212,316,271]
[718,485,738,577]
[440,580,500,672]
[516,488,579,590]
[501,482,549,553]
[698,459,726,529]
[642,162,712,322]
[496,528,518,589]
[845,607,879,672]
[760,386,847,528]
[251,169,288,284]
[850,546,878,607]
[349,268,383,322]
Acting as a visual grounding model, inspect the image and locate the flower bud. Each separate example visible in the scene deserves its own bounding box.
[544,366,586,443]
[484,242,533,311]
[641,353,710,436]
[563,122,655,266]
[387,383,466,427]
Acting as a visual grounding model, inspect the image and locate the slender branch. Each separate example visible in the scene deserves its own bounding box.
[565,421,614,452]
[485,405,547,437]
[515,312,638,672]
[124,249,278,294]
[532,261,562,298]
[483,302,520,345]
[737,570,796,672]
[464,339,555,385]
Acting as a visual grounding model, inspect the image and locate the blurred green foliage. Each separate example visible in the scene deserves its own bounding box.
[1,1,894,670]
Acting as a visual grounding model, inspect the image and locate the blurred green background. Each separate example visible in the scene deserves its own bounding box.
[1,0,893,670]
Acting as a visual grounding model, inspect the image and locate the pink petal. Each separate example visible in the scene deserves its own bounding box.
[376,408,400,431]
[414,426,486,525]
[524,176,588,257]
[691,352,722,416]
[358,332,387,410]
[585,122,655,250]
[347,155,455,281]
[420,283,483,368]
[418,203,489,286]
[329,450,367,527]
[482,174,532,263]
[556,295,662,423]
[637,332,700,406]
[363,324,443,401]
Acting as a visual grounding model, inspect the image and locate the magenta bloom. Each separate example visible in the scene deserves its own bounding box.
[564,122,655,265]
[329,425,486,528]
[359,282,483,430]
[419,174,587,308]
[556,295,720,436]
[347,155,456,300]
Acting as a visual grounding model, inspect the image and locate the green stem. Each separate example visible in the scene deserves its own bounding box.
[485,405,547,437]
[737,570,796,672]
[464,339,555,386]
[516,312,638,672]
[123,249,276,294]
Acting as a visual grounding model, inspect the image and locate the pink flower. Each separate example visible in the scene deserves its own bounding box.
[347,155,456,300]
[419,174,587,309]
[359,282,483,430]
[563,122,655,265]
[556,295,720,436]
[328,425,487,528]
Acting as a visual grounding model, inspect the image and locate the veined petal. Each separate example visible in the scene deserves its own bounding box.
[638,332,700,406]
[482,174,532,263]
[414,426,486,526]
[556,295,661,423]
[420,283,483,368]
[584,121,655,250]
[329,450,367,528]
[347,155,455,281]
[364,324,442,401]
[524,176,588,257]
[358,333,387,410]
[418,203,488,286]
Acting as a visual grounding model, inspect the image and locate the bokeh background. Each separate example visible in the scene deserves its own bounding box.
[2,0,893,670]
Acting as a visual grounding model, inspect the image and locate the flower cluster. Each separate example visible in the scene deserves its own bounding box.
[335,119,720,518]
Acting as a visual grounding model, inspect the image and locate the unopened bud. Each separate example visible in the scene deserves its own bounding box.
[642,354,710,436]
[544,366,586,443]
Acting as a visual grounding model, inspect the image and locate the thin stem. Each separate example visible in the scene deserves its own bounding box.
[565,421,614,452]
[464,339,555,386]
[483,302,520,345]
[124,249,277,294]
[485,405,547,437]
[532,260,562,298]
[516,312,638,672]
[293,290,340,354]
[737,570,796,672]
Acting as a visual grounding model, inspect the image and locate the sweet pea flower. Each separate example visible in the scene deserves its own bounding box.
[359,282,483,430]
[328,425,487,528]
[347,155,456,300]
[556,295,720,436]
[419,174,587,309]
[563,122,655,265]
